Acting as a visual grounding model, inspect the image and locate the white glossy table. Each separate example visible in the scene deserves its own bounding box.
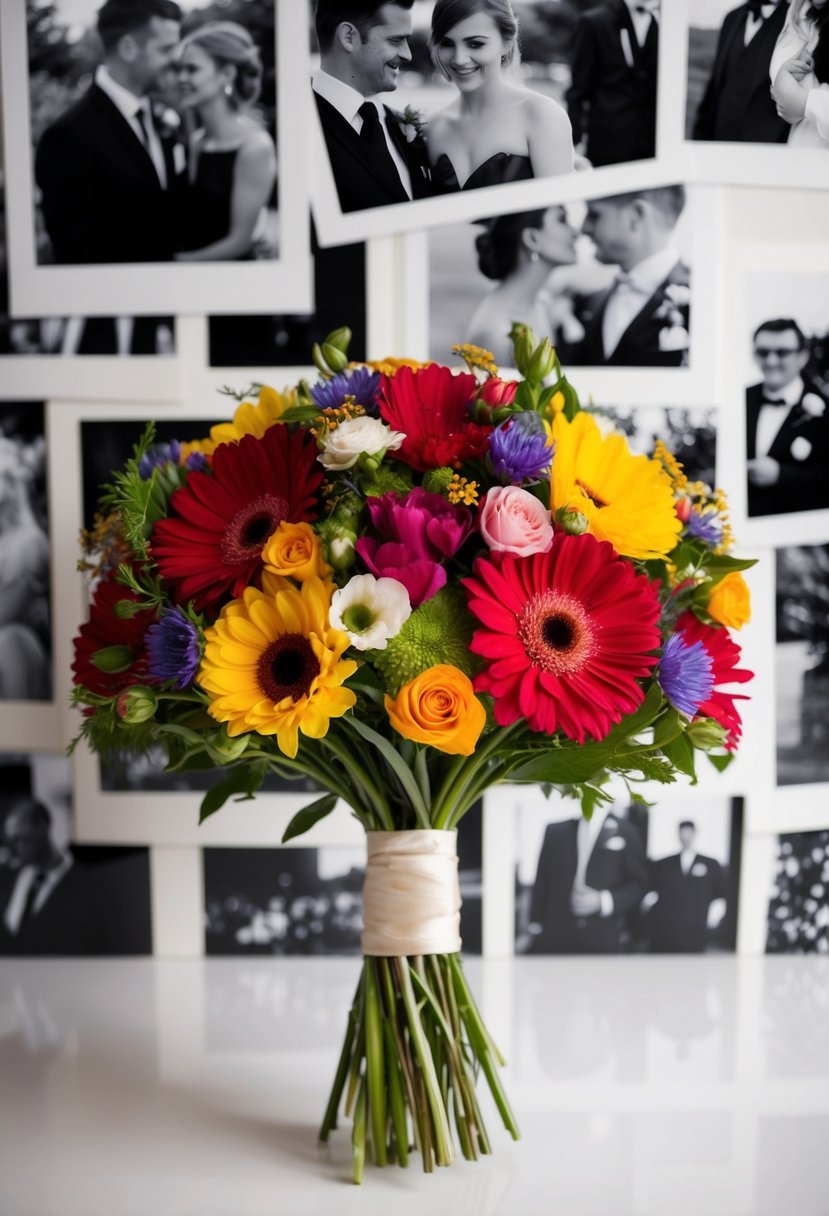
[1,955,828,1216]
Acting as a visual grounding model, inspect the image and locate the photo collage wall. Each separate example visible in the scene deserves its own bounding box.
[0,0,827,960]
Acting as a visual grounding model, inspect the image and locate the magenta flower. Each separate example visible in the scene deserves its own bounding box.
[355,488,473,607]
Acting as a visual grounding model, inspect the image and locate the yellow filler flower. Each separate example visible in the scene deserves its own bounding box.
[549,410,682,560]
[198,574,357,758]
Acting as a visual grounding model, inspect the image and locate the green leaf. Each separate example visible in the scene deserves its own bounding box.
[660,732,698,783]
[198,760,268,824]
[578,783,614,820]
[344,717,430,825]
[706,751,735,773]
[281,793,339,843]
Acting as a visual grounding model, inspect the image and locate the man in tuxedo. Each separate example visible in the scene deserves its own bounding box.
[312,0,432,213]
[565,185,689,367]
[527,805,650,953]
[647,821,728,953]
[0,797,151,956]
[35,0,182,267]
[693,1,791,143]
[746,318,829,516]
[566,0,659,167]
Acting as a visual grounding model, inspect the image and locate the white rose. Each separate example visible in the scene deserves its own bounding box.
[318,416,405,471]
[801,393,826,419]
[791,436,812,461]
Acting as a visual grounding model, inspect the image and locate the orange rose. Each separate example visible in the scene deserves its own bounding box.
[385,664,486,756]
[261,521,331,582]
[706,572,751,630]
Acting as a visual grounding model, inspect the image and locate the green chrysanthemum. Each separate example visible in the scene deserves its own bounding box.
[372,586,479,696]
[362,464,414,497]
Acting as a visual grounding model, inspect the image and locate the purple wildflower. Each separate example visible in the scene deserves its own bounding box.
[488,413,553,484]
[687,507,723,547]
[311,367,381,415]
[657,632,715,717]
[138,440,181,479]
[145,608,201,689]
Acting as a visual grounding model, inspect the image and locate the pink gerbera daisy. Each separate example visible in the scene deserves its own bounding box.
[462,533,662,743]
[674,611,753,749]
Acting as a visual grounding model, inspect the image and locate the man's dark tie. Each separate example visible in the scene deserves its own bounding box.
[358,101,400,182]
[19,870,46,929]
[134,106,151,147]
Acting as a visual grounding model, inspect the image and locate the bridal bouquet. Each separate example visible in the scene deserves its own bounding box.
[71,327,754,1182]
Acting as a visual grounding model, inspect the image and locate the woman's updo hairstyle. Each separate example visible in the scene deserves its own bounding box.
[182,21,263,107]
[475,209,547,281]
[430,0,520,74]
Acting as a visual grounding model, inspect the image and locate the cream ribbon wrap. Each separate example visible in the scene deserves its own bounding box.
[361,830,462,957]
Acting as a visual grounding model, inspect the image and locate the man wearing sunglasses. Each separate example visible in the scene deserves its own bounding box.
[746,318,829,516]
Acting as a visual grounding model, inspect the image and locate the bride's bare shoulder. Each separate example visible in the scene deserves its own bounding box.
[521,90,571,132]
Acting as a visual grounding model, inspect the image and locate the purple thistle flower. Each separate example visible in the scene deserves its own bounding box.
[687,507,723,547]
[138,440,181,480]
[488,413,553,484]
[184,451,209,474]
[657,632,715,717]
[311,367,381,414]
[145,608,201,689]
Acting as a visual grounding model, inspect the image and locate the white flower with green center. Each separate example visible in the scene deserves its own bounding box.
[318,416,405,471]
[329,574,412,651]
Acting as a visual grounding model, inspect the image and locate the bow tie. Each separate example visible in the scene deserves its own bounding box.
[613,271,648,292]
[761,396,788,407]
[634,3,658,14]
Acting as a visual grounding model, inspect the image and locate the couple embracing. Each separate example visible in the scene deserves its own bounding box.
[36,0,276,268]
[312,0,575,214]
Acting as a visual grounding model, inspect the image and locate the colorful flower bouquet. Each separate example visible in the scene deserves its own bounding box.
[71,327,754,1182]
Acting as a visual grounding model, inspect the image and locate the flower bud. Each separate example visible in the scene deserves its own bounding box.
[116,685,158,723]
[91,645,134,674]
[675,496,692,523]
[114,598,146,620]
[324,326,352,354]
[206,731,250,764]
[685,718,728,751]
[322,343,350,373]
[328,533,357,571]
[512,330,534,377]
[555,505,589,535]
[525,337,557,383]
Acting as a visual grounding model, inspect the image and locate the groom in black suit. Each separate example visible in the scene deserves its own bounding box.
[566,0,659,167]
[35,0,182,266]
[693,1,791,143]
[563,185,690,367]
[312,0,432,213]
[746,319,829,516]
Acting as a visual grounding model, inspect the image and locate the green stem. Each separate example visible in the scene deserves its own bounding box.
[352,1076,367,1184]
[364,960,387,1167]
[321,734,393,829]
[318,974,362,1141]
[448,956,520,1141]
[395,958,455,1167]
[414,746,431,808]
[433,722,527,829]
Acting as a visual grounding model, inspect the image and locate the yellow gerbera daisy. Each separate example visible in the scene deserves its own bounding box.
[198,573,357,758]
[357,357,431,376]
[208,384,297,451]
[550,410,681,560]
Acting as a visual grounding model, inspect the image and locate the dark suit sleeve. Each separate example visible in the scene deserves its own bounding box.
[710,860,727,902]
[35,123,99,264]
[692,21,727,141]
[608,825,650,916]
[566,17,598,147]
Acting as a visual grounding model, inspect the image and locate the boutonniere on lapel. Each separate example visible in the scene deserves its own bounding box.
[391,105,427,144]
[152,104,182,141]
[654,283,690,353]
[789,395,825,455]
[691,862,708,877]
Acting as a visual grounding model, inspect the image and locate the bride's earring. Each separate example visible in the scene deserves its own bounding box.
[529,250,540,263]
[224,83,233,97]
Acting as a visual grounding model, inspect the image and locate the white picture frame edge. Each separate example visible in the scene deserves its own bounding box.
[0,0,314,316]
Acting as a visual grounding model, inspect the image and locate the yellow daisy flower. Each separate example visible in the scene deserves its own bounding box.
[550,411,682,560]
[208,384,296,450]
[198,573,357,758]
[358,357,431,376]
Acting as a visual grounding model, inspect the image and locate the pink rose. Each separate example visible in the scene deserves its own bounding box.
[477,377,519,408]
[478,486,553,556]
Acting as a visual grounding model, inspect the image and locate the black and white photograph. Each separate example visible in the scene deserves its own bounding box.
[0,0,311,316]
[740,273,829,530]
[683,0,829,188]
[204,814,482,955]
[599,403,717,484]
[0,402,51,706]
[766,828,829,953]
[309,0,676,245]
[515,791,742,955]
[0,752,152,955]
[776,544,829,789]
[424,184,694,370]
[207,238,368,368]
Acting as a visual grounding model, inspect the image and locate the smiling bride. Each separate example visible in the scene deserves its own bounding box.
[426,0,575,193]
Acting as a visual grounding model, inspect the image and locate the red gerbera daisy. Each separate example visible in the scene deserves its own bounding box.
[72,574,155,697]
[151,426,322,610]
[675,611,753,749]
[378,364,491,471]
[462,533,662,743]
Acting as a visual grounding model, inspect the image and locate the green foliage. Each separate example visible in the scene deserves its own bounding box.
[198,760,270,824]
[281,793,339,843]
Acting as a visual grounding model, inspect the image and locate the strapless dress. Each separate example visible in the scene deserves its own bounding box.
[430,152,533,194]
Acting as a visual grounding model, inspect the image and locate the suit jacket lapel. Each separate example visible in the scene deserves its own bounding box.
[713,7,746,90]
[615,261,687,355]
[89,85,162,191]
[315,92,407,202]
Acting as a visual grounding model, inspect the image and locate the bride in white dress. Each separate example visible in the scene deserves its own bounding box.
[770,0,829,146]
